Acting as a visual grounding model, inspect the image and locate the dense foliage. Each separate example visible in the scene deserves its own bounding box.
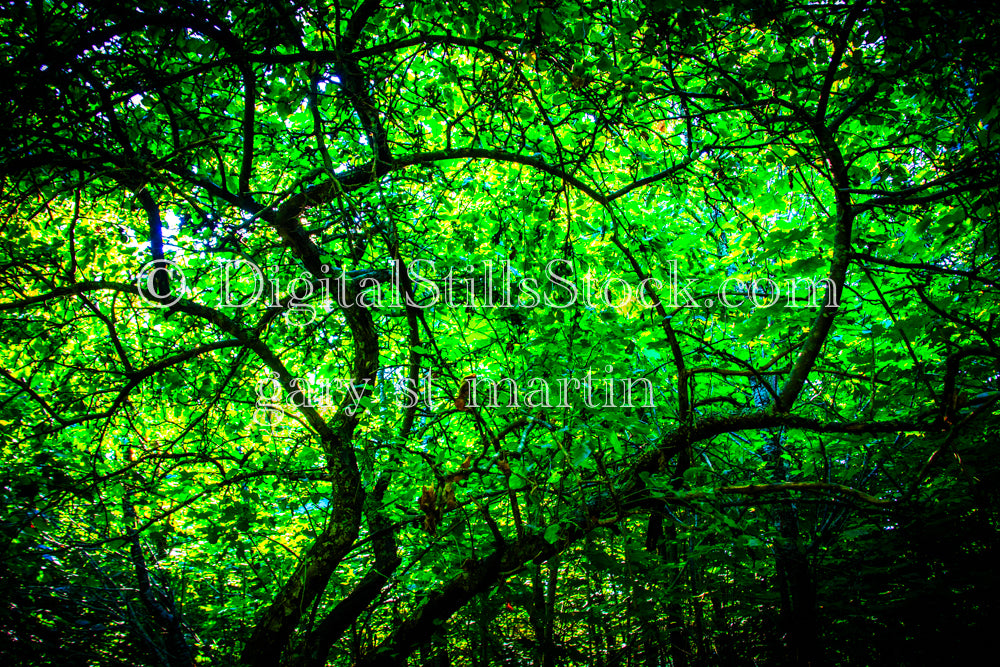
[2,0,999,665]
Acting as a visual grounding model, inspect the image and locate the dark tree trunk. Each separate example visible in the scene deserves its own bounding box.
[776,541,819,667]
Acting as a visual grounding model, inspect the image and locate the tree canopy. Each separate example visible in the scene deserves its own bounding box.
[2,0,999,665]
